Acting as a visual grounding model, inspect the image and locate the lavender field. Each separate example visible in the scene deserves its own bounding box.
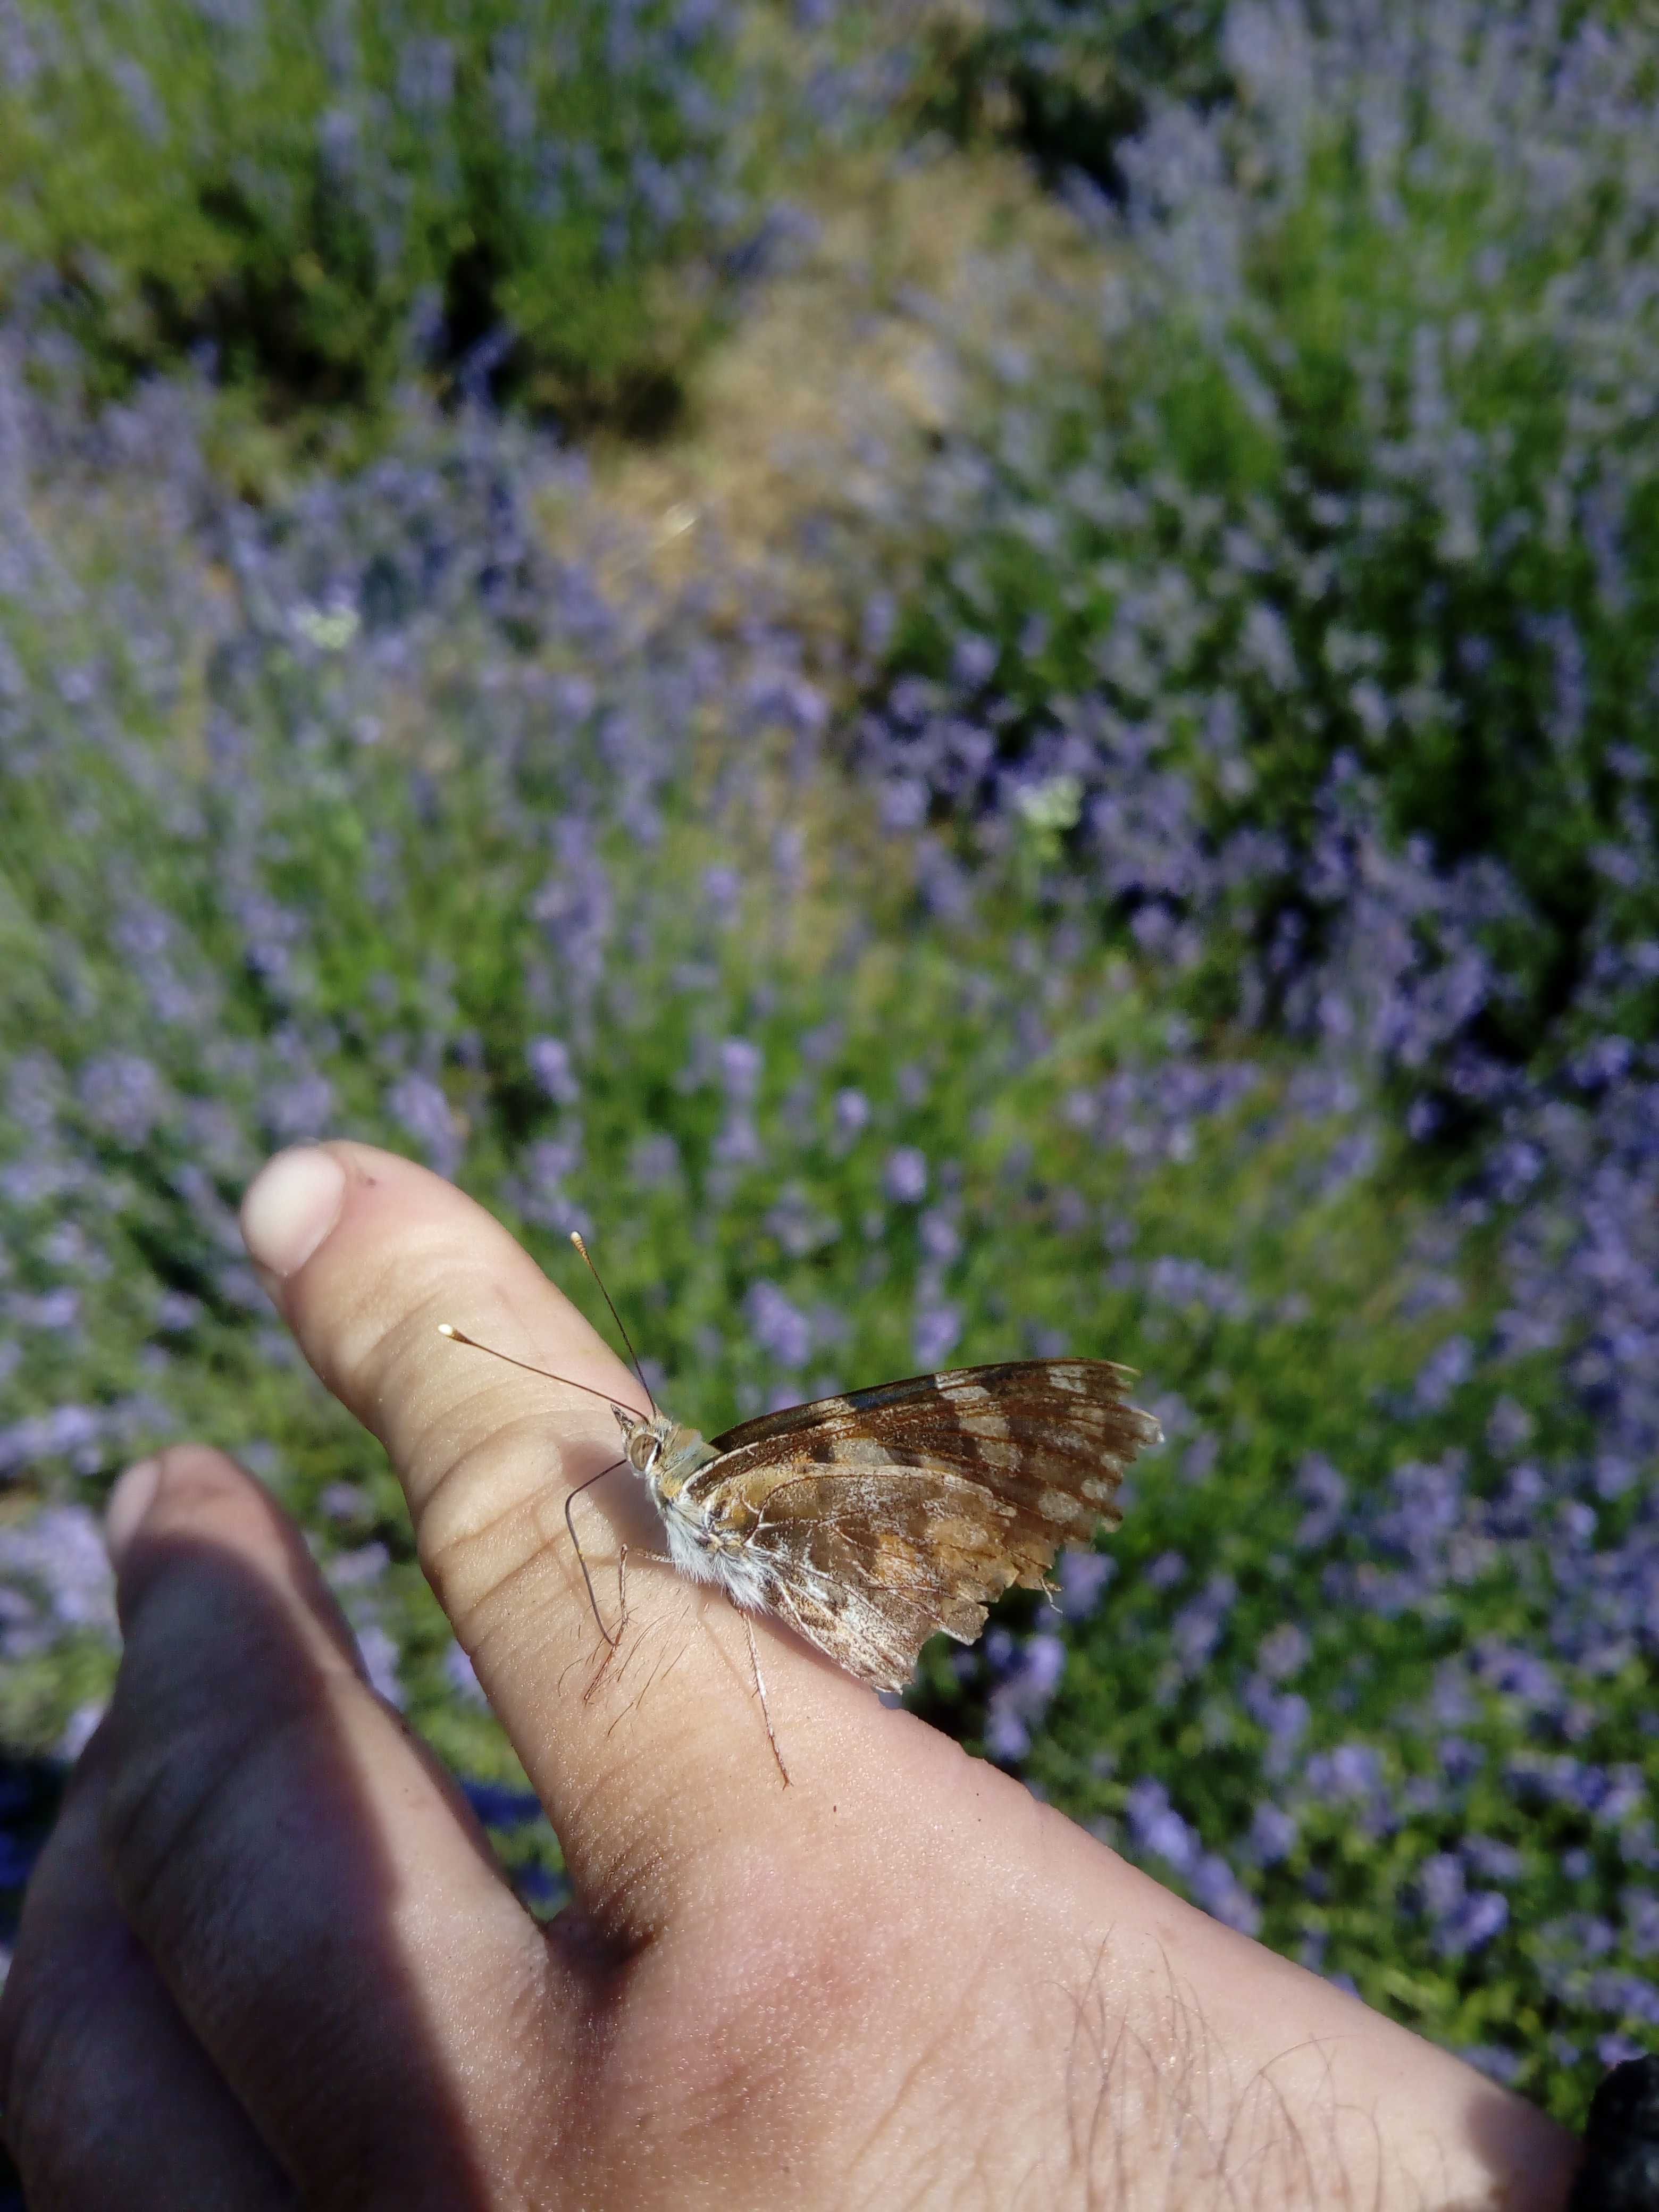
[3,0,1657,2138]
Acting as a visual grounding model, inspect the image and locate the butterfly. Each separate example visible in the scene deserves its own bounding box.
[441,1236,1162,1775]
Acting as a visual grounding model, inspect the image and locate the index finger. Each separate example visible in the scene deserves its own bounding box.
[238,1142,902,1940]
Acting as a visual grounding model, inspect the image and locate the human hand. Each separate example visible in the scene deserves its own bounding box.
[0,1143,1583,2208]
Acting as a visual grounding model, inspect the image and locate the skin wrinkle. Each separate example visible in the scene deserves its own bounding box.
[1085,2012,1522,2212]
[409,1417,673,1671]
[601,1602,744,1762]
[563,1998,730,2211]
[413,1406,619,1601]
[303,1230,632,1501]
[1083,2009,1146,2211]
[555,1779,682,1955]
[412,1402,592,1556]
[584,1589,808,1823]
[1010,2139,1060,2212]
[858,1884,1132,2212]
[442,1519,596,1675]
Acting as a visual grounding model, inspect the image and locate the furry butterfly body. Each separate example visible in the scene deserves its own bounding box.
[614,1359,1162,1692]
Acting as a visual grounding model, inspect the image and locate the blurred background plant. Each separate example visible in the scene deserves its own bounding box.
[3,0,1657,2175]
[0,0,758,459]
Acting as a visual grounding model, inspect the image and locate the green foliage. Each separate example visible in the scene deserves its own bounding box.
[0,0,747,433]
[885,40,1659,1093]
[918,0,1230,188]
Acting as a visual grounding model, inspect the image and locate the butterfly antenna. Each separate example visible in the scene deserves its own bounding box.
[436,1324,650,1421]
[569,1231,657,1417]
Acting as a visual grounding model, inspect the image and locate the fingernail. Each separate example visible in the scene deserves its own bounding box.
[106,1456,163,1563]
[241,1146,346,1278]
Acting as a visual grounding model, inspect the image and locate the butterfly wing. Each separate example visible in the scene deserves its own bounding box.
[690,1361,1161,1691]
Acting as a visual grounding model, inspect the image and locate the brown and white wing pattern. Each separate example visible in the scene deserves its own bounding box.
[688,1361,1161,1692]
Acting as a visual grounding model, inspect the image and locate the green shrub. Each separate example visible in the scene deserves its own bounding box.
[918,0,1230,190]
[873,3,1659,1106]
[0,0,749,431]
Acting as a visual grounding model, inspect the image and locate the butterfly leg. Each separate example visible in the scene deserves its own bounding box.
[732,1598,790,1788]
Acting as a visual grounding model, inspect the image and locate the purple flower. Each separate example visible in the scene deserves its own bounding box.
[154,1289,203,1334]
[355,1622,405,1709]
[832,1088,870,1142]
[326,1543,391,1590]
[702,865,742,923]
[919,1208,961,1264]
[745,1280,811,1370]
[712,1111,763,1169]
[1445,1891,1510,1955]
[913,1297,961,1370]
[79,1054,168,1148]
[1191,1853,1261,1936]
[1243,1680,1309,1777]
[1419,1853,1466,1921]
[1294,1454,1348,1548]
[1413,1335,1474,1412]
[1462,2047,1523,2087]
[984,1631,1066,1762]
[262,1073,336,1144]
[1306,1743,1386,1808]
[445,1639,489,1707]
[0,1506,118,1654]
[527,1037,580,1105]
[1247,1804,1297,1866]
[384,1073,463,1180]
[531,842,613,1004]
[951,633,999,688]
[718,1037,763,1103]
[883,1146,928,1204]
[7,1288,81,1333]
[1124,1778,1200,1875]
[1057,1548,1116,1621]
[630,1133,682,1189]
[1170,1573,1236,1675]
[0,1405,105,1478]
